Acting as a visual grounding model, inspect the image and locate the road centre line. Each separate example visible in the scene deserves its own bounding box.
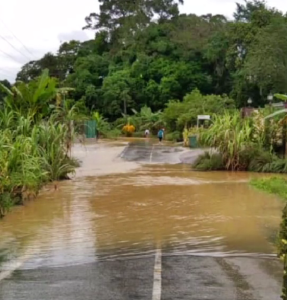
[152,247,162,300]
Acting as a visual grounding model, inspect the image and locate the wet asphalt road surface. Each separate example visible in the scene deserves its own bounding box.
[0,255,282,300]
[0,142,283,300]
[120,141,203,164]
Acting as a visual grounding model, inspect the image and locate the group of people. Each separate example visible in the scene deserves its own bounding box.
[144,128,165,142]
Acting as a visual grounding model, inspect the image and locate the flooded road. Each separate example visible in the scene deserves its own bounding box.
[0,141,284,300]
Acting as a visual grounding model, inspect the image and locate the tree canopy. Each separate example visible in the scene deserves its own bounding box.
[6,0,287,120]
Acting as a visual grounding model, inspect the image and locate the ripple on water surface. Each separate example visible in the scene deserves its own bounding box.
[0,164,283,270]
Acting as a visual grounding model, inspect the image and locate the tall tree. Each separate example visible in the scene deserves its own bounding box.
[83,0,183,46]
[57,40,81,79]
[17,53,59,82]
[244,19,287,95]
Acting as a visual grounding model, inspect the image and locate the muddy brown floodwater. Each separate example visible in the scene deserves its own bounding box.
[0,142,284,270]
[0,141,285,300]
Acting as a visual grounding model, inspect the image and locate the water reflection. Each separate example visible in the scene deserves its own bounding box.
[0,164,284,270]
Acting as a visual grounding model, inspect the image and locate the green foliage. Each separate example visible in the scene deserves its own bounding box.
[131,106,164,133]
[0,69,57,121]
[250,175,287,300]
[92,111,111,136]
[83,0,183,36]
[132,131,146,138]
[198,111,259,170]
[245,149,287,174]
[197,109,287,174]
[192,151,225,171]
[275,94,287,102]
[250,177,287,201]
[247,149,275,172]
[104,128,122,139]
[9,0,287,118]
[0,71,82,217]
[8,1,287,296]
[162,89,235,132]
[244,19,287,94]
[165,131,181,142]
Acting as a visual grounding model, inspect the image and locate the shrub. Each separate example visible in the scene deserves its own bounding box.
[247,149,287,173]
[0,70,81,217]
[162,89,235,132]
[0,193,15,217]
[192,151,225,171]
[199,111,266,171]
[133,131,146,138]
[247,150,276,172]
[104,128,122,139]
[165,131,182,142]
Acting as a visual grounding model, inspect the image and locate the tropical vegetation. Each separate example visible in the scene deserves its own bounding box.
[250,177,287,300]
[0,70,82,218]
[192,107,287,173]
[2,0,287,296]
[9,0,287,121]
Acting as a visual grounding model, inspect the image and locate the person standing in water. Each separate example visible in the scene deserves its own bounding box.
[145,129,150,138]
[157,128,164,143]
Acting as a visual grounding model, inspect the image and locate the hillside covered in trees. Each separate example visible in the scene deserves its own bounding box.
[13,0,287,120]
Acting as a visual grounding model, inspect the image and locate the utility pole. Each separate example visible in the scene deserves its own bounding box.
[122,89,129,115]
[124,97,127,115]
[123,79,130,115]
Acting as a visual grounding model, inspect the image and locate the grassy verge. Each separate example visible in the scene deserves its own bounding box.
[250,176,287,300]
[250,177,287,200]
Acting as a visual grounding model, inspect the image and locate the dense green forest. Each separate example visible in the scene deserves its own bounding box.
[11,0,287,122]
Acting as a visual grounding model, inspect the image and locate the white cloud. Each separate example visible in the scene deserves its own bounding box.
[0,0,287,82]
[0,0,96,82]
[183,0,287,18]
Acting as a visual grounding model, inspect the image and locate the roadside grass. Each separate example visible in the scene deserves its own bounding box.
[250,176,287,299]
[250,177,287,200]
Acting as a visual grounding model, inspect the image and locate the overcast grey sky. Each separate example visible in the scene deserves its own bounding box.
[0,0,286,82]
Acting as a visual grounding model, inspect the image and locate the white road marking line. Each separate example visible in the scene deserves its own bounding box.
[0,249,37,281]
[0,255,29,281]
[152,247,162,300]
[150,145,154,163]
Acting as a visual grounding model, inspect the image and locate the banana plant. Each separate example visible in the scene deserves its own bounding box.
[275,94,287,101]
[0,69,57,122]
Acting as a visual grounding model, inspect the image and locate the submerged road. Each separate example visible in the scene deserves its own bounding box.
[0,254,282,300]
[0,141,283,300]
[120,141,204,164]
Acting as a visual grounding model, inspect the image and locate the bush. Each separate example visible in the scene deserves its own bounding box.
[0,193,15,216]
[165,131,182,142]
[133,131,146,138]
[192,151,225,171]
[247,150,276,172]
[247,149,287,173]
[0,70,82,217]
[162,89,235,132]
[268,159,287,173]
[104,128,121,139]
